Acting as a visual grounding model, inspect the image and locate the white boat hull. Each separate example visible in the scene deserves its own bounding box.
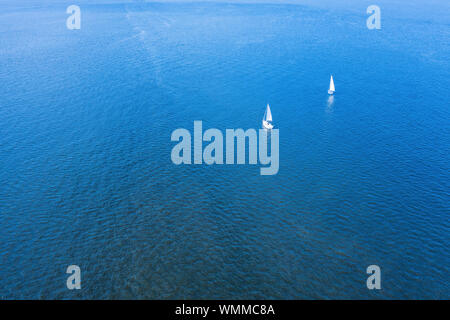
[262,120,273,130]
[328,90,334,95]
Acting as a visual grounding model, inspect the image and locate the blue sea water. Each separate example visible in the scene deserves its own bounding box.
[0,0,449,299]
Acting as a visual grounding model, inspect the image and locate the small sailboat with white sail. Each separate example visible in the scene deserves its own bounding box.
[328,75,335,95]
[262,104,273,130]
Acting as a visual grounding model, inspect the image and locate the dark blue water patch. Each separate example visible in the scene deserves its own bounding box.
[0,1,449,299]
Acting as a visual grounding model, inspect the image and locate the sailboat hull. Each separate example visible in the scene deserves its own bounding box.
[328,90,334,95]
[262,120,273,130]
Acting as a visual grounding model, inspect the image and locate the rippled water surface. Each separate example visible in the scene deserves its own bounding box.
[0,0,449,299]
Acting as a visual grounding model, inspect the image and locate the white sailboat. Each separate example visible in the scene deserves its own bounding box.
[262,104,274,130]
[328,75,335,95]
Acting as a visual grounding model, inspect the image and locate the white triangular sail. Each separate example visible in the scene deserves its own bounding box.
[262,104,274,129]
[265,104,272,122]
[329,75,335,92]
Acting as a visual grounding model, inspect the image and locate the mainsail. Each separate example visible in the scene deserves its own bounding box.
[329,75,335,92]
[265,104,272,122]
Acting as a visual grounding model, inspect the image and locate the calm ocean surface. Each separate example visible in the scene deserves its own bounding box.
[0,0,449,299]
